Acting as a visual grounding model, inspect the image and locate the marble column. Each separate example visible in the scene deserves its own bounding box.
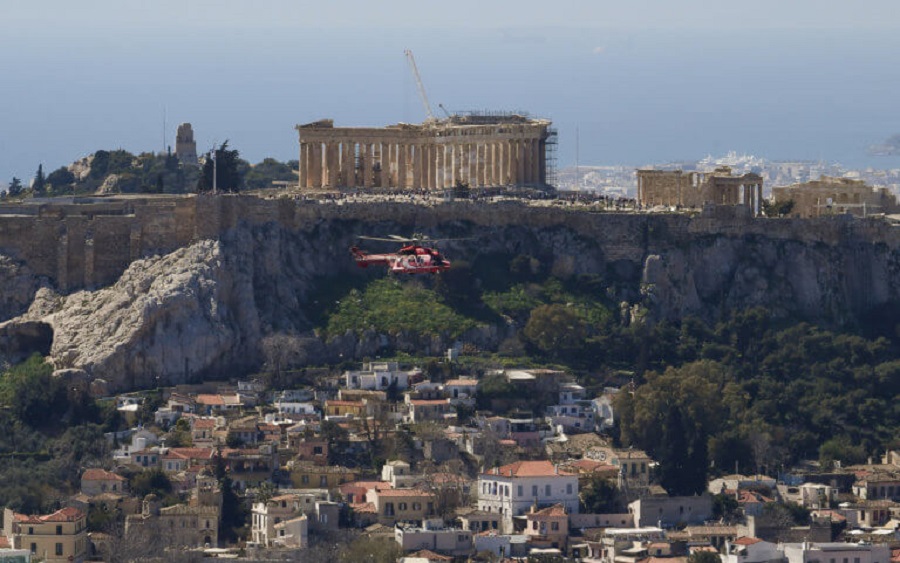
[507,140,517,185]
[531,138,540,186]
[363,143,373,188]
[311,143,323,188]
[517,140,527,186]
[299,143,309,188]
[435,145,447,190]
[327,142,339,188]
[340,142,352,188]
[397,144,407,189]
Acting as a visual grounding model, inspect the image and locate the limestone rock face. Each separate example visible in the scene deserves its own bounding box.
[0,201,899,392]
[0,255,40,322]
[38,240,260,391]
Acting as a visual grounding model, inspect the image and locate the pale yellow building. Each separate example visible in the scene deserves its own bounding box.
[2,507,87,563]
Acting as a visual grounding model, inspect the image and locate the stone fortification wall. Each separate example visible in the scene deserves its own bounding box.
[1,195,900,299]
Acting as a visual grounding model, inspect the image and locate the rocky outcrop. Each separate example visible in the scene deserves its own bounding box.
[3,240,261,391]
[0,199,899,391]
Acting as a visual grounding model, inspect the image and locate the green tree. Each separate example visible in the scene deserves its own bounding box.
[8,177,23,197]
[130,469,173,498]
[47,166,75,193]
[33,164,46,196]
[0,354,66,427]
[580,475,620,513]
[688,551,723,563]
[198,141,244,192]
[338,536,403,563]
[522,303,587,358]
[244,157,295,190]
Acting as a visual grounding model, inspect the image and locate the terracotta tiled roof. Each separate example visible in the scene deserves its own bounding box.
[342,480,392,491]
[82,468,126,482]
[530,503,567,517]
[485,460,573,477]
[40,507,85,522]
[410,399,450,406]
[192,418,217,429]
[0,536,9,548]
[196,394,225,405]
[169,447,215,460]
[733,537,763,546]
[890,548,899,563]
[326,400,364,407]
[567,459,617,473]
[349,502,377,514]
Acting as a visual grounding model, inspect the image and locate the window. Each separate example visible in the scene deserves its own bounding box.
[532,485,538,497]
[518,485,523,496]
[27,527,33,535]
[566,484,573,495]
[545,485,551,496]
[55,543,63,556]
[398,502,408,511]
[551,522,559,531]
[30,543,36,554]
[413,503,421,511]
[301,475,309,484]
[57,525,63,535]
[320,476,328,487]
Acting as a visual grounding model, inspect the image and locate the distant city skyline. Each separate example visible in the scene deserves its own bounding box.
[2,1,900,183]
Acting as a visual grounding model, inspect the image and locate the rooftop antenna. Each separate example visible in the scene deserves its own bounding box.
[162,105,167,155]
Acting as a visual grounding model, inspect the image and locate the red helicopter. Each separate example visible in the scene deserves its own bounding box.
[350,234,464,274]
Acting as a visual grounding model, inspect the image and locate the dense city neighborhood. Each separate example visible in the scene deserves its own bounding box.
[2,361,896,562]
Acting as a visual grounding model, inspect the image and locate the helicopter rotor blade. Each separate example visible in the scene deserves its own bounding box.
[357,236,408,242]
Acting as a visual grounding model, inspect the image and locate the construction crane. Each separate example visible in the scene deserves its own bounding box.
[404,49,436,122]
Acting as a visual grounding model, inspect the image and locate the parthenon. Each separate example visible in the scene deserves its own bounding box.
[295,114,552,190]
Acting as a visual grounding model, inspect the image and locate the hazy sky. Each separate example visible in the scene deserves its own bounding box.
[2,1,900,182]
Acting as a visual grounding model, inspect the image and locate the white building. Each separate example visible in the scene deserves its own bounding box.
[783,543,890,563]
[395,520,473,557]
[250,494,312,548]
[344,362,417,392]
[273,401,318,417]
[723,537,784,563]
[477,460,579,533]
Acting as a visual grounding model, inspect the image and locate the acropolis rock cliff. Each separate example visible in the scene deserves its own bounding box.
[0,195,898,391]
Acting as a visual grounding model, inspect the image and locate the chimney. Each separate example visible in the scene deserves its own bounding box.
[555,464,559,475]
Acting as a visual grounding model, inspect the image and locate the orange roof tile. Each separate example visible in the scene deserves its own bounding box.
[530,503,567,517]
[485,460,573,477]
[733,537,763,546]
[196,394,225,405]
[82,468,126,481]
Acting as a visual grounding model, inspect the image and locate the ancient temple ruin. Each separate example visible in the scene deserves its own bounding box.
[295,115,553,190]
[772,176,900,218]
[636,167,764,215]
